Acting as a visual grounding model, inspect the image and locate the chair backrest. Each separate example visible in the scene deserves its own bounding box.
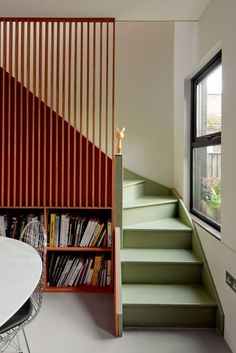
[20,220,47,318]
[0,221,47,352]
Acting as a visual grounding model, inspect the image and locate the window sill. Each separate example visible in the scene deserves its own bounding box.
[190,213,221,240]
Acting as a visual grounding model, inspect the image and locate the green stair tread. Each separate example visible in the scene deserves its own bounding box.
[123,179,145,187]
[121,249,201,264]
[124,217,192,232]
[122,284,216,307]
[123,195,178,209]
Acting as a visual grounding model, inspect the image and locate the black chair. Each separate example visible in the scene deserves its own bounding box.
[0,221,47,353]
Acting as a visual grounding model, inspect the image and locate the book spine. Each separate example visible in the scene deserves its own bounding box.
[107,220,112,247]
[49,214,56,247]
[91,256,102,286]
[54,215,60,247]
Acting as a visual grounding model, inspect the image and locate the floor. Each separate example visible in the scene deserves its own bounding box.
[10,293,232,353]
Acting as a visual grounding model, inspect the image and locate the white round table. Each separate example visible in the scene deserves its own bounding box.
[0,237,42,327]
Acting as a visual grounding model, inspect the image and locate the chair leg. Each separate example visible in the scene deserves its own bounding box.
[16,333,23,353]
[22,329,30,353]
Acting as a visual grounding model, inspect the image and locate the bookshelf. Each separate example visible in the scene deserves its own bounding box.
[0,207,113,293]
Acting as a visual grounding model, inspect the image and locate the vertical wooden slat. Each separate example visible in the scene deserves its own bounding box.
[55,22,60,207]
[112,21,116,209]
[49,22,54,206]
[0,22,1,68]
[85,22,90,207]
[79,22,83,207]
[7,21,13,206]
[112,21,115,160]
[73,22,77,207]
[61,21,66,207]
[92,22,96,207]
[99,22,103,207]
[105,21,109,207]
[44,21,48,205]
[13,21,18,206]
[1,21,6,206]
[67,21,72,206]
[19,21,25,206]
[25,20,31,206]
[32,21,36,206]
[38,21,42,206]
[0,22,2,206]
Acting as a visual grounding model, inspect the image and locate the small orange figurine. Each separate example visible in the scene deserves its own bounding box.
[116,127,125,155]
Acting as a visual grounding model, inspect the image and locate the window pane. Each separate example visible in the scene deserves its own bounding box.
[193,145,221,225]
[196,65,222,137]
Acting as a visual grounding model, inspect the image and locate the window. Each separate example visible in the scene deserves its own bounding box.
[191,51,222,231]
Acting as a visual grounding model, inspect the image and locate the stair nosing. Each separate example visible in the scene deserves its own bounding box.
[123,227,192,232]
[123,180,145,188]
[122,284,216,307]
[122,260,202,264]
[121,249,202,264]
[123,199,178,209]
[122,303,216,308]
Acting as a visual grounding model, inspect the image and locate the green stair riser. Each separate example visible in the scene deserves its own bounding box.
[123,305,216,328]
[123,203,178,226]
[122,263,202,284]
[123,230,192,249]
[123,182,145,203]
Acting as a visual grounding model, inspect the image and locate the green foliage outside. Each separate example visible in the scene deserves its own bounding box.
[202,177,221,210]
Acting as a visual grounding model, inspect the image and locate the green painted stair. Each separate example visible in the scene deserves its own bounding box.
[122,284,216,328]
[123,218,192,249]
[120,169,224,333]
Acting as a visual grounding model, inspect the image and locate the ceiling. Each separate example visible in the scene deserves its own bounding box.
[0,0,210,21]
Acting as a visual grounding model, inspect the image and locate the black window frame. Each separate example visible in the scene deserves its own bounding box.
[190,51,222,231]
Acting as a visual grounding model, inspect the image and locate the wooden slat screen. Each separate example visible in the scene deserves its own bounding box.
[0,18,115,207]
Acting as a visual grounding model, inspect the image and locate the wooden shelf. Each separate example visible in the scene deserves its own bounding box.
[2,204,113,293]
[0,206,44,209]
[45,206,112,210]
[0,206,112,210]
[47,247,112,252]
[44,285,113,293]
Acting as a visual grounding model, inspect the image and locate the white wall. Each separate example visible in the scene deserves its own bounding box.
[173,22,198,204]
[198,2,236,351]
[116,21,174,186]
[174,1,236,351]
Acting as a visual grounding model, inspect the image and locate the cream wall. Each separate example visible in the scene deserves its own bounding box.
[116,21,174,186]
[173,1,236,351]
[198,1,236,351]
[173,21,198,205]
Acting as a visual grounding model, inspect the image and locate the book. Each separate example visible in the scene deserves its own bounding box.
[78,258,90,285]
[65,258,81,287]
[74,218,81,246]
[96,229,107,247]
[80,218,97,247]
[106,259,112,286]
[59,214,66,247]
[84,258,94,285]
[90,222,104,247]
[54,215,60,247]
[91,255,102,286]
[107,220,112,247]
[58,257,75,287]
[49,214,56,247]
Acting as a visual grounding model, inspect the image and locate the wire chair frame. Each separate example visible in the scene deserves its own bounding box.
[0,221,47,353]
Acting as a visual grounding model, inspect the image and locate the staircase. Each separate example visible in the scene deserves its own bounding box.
[120,169,224,332]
